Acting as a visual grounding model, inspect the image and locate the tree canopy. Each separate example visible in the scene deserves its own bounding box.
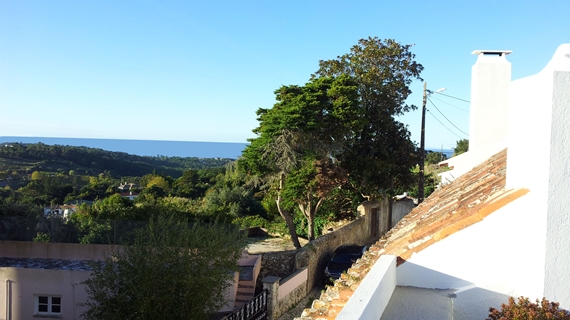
[240,37,423,247]
[313,37,423,199]
[425,151,447,164]
[454,139,469,156]
[240,75,360,247]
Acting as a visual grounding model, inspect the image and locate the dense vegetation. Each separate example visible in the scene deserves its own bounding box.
[0,142,232,178]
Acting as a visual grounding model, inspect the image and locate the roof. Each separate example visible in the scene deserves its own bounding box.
[0,257,94,271]
[376,149,527,265]
[300,149,529,319]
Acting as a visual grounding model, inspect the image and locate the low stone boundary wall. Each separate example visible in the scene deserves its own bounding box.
[256,250,296,293]
[263,267,308,320]
[278,267,308,300]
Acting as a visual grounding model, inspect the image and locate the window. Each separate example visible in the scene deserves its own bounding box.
[35,295,61,316]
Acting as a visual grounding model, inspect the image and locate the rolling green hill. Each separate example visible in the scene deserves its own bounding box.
[0,142,233,179]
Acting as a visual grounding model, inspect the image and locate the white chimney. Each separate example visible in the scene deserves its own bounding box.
[469,50,512,152]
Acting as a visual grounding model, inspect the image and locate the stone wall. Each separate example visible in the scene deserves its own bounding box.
[255,250,297,293]
[263,267,308,319]
[258,197,413,306]
[294,216,369,292]
[392,198,415,227]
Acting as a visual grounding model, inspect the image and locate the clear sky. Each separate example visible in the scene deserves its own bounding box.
[1,1,568,150]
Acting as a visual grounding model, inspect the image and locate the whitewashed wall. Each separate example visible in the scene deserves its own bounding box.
[506,44,570,308]
[469,50,511,152]
[544,69,570,306]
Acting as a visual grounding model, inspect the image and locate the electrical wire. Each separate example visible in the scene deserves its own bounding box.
[427,110,465,139]
[428,97,469,136]
[429,95,469,112]
[434,91,471,103]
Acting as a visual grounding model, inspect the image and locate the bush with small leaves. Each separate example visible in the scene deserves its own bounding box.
[487,296,570,320]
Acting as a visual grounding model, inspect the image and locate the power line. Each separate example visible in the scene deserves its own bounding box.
[430,95,469,112]
[428,97,469,136]
[434,91,470,103]
[427,110,465,139]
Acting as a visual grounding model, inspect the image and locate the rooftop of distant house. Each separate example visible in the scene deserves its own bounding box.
[0,257,94,271]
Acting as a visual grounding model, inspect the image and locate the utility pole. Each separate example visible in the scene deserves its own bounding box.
[418,82,427,204]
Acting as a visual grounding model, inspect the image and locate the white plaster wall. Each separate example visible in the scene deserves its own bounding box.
[507,44,570,190]
[544,70,570,309]
[0,268,91,320]
[396,192,546,318]
[469,52,511,152]
[505,44,570,309]
[337,255,396,320]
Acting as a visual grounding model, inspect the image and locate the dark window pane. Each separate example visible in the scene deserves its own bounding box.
[38,305,48,312]
[38,296,48,304]
[52,297,61,305]
[51,305,61,313]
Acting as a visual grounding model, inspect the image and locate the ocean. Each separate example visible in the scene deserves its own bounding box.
[0,137,248,159]
[0,136,454,159]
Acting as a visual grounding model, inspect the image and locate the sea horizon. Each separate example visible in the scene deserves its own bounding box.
[0,136,248,159]
[0,136,455,159]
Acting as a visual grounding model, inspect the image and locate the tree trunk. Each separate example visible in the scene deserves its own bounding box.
[277,174,302,249]
[299,193,325,241]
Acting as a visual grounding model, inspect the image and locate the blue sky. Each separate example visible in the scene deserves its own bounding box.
[1,1,568,150]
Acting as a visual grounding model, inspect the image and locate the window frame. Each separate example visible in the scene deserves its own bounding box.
[34,295,62,317]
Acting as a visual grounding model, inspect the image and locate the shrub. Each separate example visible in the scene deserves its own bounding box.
[487,296,570,320]
[294,215,328,239]
[232,215,269,229]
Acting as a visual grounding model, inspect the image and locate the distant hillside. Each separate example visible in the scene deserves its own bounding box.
[0,142,233,178]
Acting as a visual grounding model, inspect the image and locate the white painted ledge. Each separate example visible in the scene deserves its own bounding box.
[337,255,397,320]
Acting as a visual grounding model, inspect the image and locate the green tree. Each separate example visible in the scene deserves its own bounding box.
[241,75,359,246]
[313,37,423,199]
[18,175,74,205]
[453,139,469,156]
[425,151,447,164]
[81,215,246,320]
[172,168,223,199]
[78,176,115,201]
[31,171,46,180]
[146,175,171,191]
